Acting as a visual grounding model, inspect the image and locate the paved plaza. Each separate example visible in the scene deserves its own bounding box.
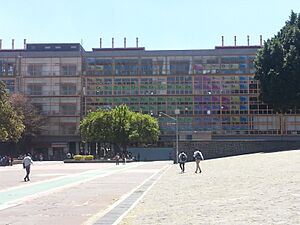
[0,150,299,225]
[0,161,170,225]
[120,150,300,225]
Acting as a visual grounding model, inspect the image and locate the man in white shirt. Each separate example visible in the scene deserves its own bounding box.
[22,153,33,182]
[193,149,204,173]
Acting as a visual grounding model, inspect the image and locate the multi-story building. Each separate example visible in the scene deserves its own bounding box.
[0,43,83,159]
[1,41,300,159]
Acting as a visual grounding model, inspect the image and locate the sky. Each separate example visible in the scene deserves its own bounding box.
[0,0,300,51]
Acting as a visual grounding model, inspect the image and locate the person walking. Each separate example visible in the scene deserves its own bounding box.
[9,155,14,166]
[122,153,127,165]
[178,151,187,173]
[114,153,120,165]
[22,153,33,182]
[193,149,204,173]
[39,153,43,161]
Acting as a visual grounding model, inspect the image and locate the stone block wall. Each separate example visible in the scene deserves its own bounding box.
[178,140,300,161]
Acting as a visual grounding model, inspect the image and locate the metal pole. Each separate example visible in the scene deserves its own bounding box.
[176,114,179,164]
[174,108,180,164]
[158,111,179,164]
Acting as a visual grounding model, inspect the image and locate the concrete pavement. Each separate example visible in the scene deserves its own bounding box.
[120,150,300,225]
[0,161,171,225]
[1,150,299,225]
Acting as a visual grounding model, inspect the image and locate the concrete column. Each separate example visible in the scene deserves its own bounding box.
[85,143,88,154]
[75,142,80,154]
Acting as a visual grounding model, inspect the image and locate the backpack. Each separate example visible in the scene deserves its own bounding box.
[195,152,202,160]
[180,153,187,161]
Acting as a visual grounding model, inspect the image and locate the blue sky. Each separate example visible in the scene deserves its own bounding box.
[1,0,300,50]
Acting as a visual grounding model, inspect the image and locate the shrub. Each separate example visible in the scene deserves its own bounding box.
[73,155,84,160]
[84,155,94,160]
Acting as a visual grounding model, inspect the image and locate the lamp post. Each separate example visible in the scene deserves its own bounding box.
[159,109,180,164]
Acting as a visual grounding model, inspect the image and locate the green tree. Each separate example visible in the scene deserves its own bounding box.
[129,112,160,145]
[10,94,47,154]
[0,82,25,142]
[254,11,300,113]
[80,109,113,143]
[80,105,160,154]
[110,105,133,152]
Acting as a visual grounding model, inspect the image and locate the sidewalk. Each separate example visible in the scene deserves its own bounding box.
[120,150,300,225]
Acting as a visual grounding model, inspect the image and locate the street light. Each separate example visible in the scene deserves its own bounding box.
[159,109,180,164]
[82,86,87,116]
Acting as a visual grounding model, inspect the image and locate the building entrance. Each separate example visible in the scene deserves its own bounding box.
[53,147,64,160]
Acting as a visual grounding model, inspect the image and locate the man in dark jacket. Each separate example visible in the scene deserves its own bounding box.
[178,151,187,173]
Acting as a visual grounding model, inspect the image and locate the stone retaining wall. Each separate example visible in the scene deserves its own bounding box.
[179,140,300,161]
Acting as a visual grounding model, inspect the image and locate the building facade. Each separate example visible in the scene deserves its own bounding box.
[1,43,300,159]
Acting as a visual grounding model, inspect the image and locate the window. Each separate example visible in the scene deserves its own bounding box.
[0,59,16,76]
[221,56,246,64]
[60,84,76,95]
[61,123,77,135]
[27,84,42,95]
[27,64,43,76]
[2,80,15,93]
[61,64,77,76]
[32,103,43,113]
[141,59,153,75]
[153,60,165,75]
[170,61,190,75]
[85,58,113,75]
[115,59,139,75]
[60,104,77,115]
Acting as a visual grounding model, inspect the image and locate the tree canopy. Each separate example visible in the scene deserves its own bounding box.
[0,82,25,142]
[80,105,160,152]
[10,94,47,153]
[254,11,300,113]
[10,94,46,138]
